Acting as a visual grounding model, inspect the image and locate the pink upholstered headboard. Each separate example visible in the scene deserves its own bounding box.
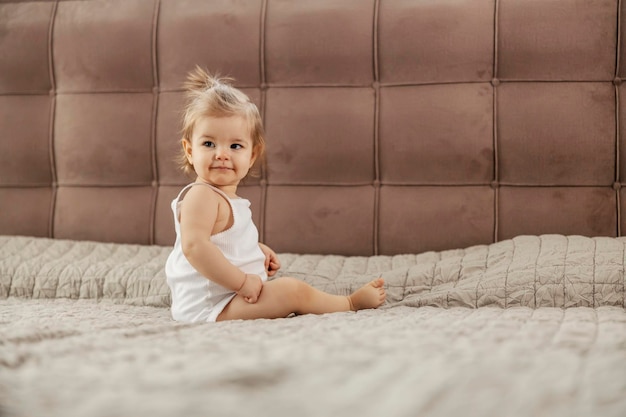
[0,0,623,255]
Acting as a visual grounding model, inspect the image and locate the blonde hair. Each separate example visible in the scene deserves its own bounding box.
[178,66,265,178]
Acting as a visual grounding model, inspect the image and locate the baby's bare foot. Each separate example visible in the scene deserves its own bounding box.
[348,278,386,311]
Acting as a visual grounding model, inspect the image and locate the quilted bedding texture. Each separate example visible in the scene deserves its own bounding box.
[1,301,625,417]
[1,235,625,417]
[1,234,625,309]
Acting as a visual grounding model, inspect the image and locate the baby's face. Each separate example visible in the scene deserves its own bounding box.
[185,115,256,192]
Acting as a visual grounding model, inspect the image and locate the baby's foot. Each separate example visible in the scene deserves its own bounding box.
[348,278,386,311]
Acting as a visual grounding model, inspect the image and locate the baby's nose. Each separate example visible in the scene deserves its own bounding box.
[215,147,230,159]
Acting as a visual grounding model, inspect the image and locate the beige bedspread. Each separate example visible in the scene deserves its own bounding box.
[1,235,625,417]
[1,234,625,309]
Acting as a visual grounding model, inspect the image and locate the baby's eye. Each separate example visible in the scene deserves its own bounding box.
[231,143,243,150]
[202,141,215,148]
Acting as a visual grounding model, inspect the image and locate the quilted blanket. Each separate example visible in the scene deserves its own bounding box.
[1,235,625,417]
[1,234,624,308]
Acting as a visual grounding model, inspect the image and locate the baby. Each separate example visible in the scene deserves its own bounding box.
[165,67,386,322]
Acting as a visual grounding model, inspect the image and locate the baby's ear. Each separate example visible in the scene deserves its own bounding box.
[182,138,193,161]
[250,147,259,167]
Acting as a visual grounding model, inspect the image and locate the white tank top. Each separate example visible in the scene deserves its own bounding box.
[165,183,267,322]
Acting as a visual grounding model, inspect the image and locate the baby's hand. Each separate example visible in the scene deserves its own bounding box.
[237,274,263,303]
[259,243,281,277]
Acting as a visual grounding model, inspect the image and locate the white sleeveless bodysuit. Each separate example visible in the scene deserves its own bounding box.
[165,183,267,323]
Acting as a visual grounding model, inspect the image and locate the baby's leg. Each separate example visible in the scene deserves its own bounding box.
[217,277,386,321]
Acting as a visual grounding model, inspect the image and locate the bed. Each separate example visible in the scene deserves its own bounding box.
[1,1,625,416]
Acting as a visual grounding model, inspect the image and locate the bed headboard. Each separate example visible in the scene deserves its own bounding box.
[0,0,623,255]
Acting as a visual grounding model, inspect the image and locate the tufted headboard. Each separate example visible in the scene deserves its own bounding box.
[0,0,624,256]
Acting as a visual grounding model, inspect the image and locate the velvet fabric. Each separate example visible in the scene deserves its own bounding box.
[0,0,622,255]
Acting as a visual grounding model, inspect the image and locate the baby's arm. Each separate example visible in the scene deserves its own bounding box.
[179,186,262,302]
[259,242,281,277]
